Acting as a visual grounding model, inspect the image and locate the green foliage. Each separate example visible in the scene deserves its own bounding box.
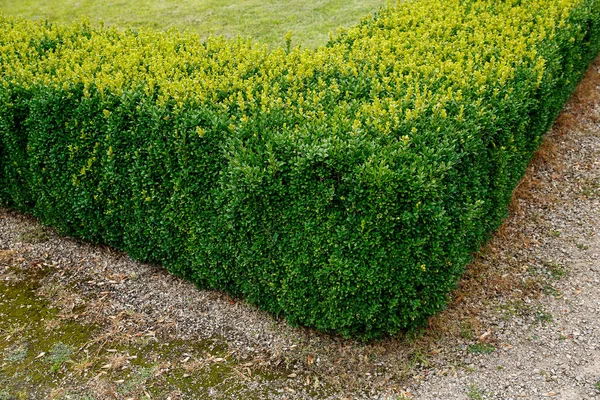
[4,343,28,363]
[467,343,495,355]
[467,383,486,400]
[48,342,72,372]
[0,0,599,339]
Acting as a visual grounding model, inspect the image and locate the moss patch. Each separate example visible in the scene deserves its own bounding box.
[0,267,330,398]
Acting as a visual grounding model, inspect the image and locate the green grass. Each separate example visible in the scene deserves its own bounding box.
[0,0,388,48]
[47,342,73,373]
[466,343,496,355]
[467,383,485,400]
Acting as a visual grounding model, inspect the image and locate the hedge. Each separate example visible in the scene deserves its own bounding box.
[1,0,599,338]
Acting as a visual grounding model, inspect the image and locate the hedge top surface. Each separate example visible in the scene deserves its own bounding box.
[0,0,571,115]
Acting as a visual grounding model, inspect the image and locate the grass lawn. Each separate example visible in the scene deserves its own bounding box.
[0,0,388,48]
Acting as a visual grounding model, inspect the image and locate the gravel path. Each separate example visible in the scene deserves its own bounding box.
[1,59,599,399]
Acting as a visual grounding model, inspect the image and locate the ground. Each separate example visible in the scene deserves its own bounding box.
[0,42,599,400]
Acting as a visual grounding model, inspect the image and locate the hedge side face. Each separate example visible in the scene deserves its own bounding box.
[1,0,599,338]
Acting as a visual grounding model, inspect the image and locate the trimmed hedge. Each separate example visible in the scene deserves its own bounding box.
[1,0,599,338]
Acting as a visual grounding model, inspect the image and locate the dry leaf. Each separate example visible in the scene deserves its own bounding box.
[479,329,492,342]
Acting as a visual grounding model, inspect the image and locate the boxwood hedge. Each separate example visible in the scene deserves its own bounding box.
[1,0,599,338]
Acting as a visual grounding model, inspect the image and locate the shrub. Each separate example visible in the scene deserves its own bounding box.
[1,0,599,338]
